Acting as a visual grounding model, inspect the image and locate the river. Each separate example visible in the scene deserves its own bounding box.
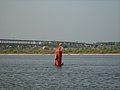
[0,55,120,90]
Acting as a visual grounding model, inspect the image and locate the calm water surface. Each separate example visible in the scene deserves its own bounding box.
[0,55,120,90]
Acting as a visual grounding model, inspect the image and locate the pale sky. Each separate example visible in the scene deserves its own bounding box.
[0,0,120,43]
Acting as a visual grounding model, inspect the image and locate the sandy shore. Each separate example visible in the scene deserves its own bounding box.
[0,54,120,56]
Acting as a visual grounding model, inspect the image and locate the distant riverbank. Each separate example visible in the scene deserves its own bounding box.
[0,54,120,56]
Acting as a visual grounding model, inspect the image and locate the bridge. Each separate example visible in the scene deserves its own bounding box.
[0,39,57,50]
[0,39,119,53]
[0,39,86,50]
[0,39,51,45]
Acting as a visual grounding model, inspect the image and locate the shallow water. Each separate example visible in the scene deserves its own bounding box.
[0,55,120,90]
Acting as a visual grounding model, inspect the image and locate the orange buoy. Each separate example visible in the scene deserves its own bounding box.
[54,43,63,67]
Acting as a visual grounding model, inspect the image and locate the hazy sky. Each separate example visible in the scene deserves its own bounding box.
[0,0,120,43]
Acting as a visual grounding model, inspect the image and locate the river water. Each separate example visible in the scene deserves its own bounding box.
[0,55,120,90]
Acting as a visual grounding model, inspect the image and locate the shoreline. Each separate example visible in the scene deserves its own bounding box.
[0,54,120,56]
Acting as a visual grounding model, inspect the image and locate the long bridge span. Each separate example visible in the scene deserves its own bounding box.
[0,39,118,51]
[0,39,51,45]
[0,39,85,50]
[0,39,59,50]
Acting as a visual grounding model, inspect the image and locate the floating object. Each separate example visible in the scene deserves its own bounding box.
[54,50,63,67]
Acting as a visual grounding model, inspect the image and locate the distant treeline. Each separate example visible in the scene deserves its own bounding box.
[0,41,120,54]
[0,49,120,54]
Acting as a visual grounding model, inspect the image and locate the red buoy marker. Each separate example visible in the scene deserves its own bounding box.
[54,43,63,67]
